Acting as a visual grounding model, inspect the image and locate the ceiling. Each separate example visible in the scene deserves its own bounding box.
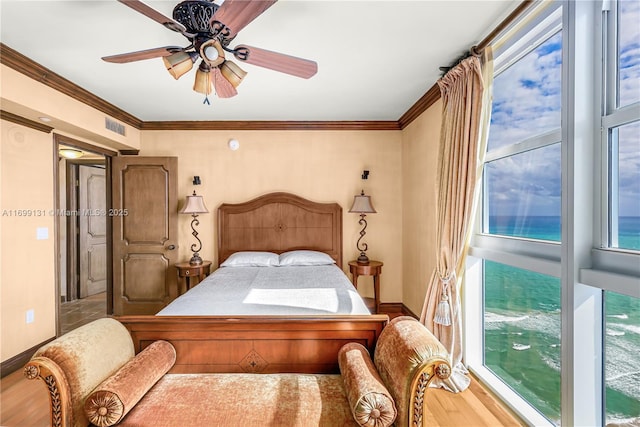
[0,1,518,122]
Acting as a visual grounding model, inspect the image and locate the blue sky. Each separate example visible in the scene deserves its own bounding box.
[486,2,639,218]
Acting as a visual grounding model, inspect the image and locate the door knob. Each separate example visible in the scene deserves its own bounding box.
[167,244,176,250]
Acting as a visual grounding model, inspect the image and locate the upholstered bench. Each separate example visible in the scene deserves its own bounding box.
[25,316,450,427]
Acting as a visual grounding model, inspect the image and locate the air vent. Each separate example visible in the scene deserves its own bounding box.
[105,117,126,136]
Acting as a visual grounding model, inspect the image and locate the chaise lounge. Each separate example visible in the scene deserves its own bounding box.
[24,316,451,427]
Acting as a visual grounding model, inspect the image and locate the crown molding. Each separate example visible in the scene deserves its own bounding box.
[0,43,143,129]
[1,42,437,131]
[140,120,401,131]
[398,84,441,129]
[0,110,54,133]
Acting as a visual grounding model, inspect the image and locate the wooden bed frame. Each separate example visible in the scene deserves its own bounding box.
[218,192,343,268]
[117,192,388,374]
[117,314,387,374]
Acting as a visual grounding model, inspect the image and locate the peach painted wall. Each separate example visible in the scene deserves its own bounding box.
[401,100,442,316]
[0,65,140,151]
[139,130,403,303]
[1,120,56,361]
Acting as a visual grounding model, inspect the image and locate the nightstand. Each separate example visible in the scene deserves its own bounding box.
[175,261,212,295]
[348,260,383,314]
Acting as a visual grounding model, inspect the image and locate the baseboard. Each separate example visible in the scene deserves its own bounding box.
[1,336,55,378]
[378,302,419,319]
[401,303,420,319]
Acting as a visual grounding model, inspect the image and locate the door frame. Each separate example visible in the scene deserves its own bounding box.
[64,159,107,301]
[53,134,117,335]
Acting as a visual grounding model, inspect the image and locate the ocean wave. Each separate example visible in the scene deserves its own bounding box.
[541,353,561,372]
[607,314,629,320]
[485,312,530,323]
[606,329,626,336]
[512,343,531,351]
[606,370,640,382]
[614,323,640,335]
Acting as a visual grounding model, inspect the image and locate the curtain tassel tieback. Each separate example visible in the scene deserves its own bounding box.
[434,279,452,326]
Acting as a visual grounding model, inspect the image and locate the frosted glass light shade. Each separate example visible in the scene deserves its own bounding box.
[220,60,247,88]
[163,51,196,80]
[59,148,83,159]
[193,63,212,95]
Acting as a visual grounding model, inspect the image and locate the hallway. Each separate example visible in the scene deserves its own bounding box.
[59,292,106,335]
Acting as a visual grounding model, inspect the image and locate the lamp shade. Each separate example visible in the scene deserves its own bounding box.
[180,192,209,214]
[220,60,247,88]
[349,191,376,214]
[193,62,213,95]
[163,51,197,80]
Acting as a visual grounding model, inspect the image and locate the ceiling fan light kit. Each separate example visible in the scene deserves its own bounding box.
[198,39,225,67]
[220,60,247,88]
[163,50,198,79]
[105,0,318,103]
[193,62,213,95]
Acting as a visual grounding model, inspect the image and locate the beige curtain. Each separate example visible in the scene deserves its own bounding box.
[420,47,493,393]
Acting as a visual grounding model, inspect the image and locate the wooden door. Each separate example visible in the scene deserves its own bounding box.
[111,156,179,315]
[79,164,107,298]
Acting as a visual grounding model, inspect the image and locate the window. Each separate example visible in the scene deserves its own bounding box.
[604,291,640,424]
[608,121,640,250]
[471,4,564,423]
[616,0,640,108]
[466,1,640,426]
[484,261,561,423]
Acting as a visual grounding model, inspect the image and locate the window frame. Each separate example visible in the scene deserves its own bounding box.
[464,1,640,425]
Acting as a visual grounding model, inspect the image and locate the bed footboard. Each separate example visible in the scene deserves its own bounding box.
[116,315,389,374]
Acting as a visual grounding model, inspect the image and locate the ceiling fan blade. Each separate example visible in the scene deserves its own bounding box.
[233,45,317,79]
[102,46,184,63]
[213,68,238,98]
[212,0,277,37]
[118,0,190,35]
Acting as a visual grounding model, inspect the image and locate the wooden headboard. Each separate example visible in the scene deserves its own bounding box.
[217,192,343,268]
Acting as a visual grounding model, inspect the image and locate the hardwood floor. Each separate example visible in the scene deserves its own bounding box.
[0,304,523,426]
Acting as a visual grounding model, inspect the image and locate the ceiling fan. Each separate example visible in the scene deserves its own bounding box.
[102,0,318,102]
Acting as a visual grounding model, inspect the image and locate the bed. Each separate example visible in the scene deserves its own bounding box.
[159,191,370,316]
[116,192,388,374]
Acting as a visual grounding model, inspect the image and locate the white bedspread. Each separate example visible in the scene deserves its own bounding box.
[157,265,371,315]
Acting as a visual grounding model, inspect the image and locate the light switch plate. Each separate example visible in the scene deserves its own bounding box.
[36,227,49,240]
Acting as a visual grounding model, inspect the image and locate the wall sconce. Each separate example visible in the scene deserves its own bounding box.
[179,191,209,265]
[349,170,376,264]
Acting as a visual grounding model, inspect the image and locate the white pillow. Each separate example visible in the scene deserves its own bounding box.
[220,251,279,267]
[278,250,336,266]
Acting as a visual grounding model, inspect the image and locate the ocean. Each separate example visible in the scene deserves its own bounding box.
[483,215,640,424]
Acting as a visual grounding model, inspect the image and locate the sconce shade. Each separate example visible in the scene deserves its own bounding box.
[220,60,247,88]
[193,62,213,95]
[349,191,376,214]
[180,192,209,214]
[163,51,197,80]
